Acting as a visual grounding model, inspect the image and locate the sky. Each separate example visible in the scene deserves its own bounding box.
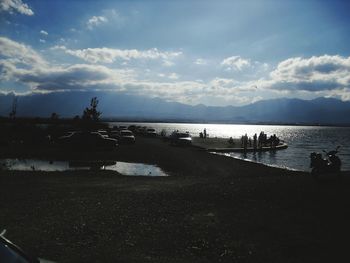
[1,0,350,106]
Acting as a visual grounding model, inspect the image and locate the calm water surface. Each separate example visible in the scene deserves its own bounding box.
[110,122,350,171]
[0,159,168,176]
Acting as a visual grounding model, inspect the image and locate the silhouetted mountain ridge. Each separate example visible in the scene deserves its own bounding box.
[0,91,349,125]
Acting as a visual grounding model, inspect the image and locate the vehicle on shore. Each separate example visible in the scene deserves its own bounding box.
[135,126,147,135]
[170,132,192,146]
[310,146,341,176]
[0,229,54,263]
[58,131,117,150]
[97,129,109,138]
[110,130,136,144]
[146,128,157,137]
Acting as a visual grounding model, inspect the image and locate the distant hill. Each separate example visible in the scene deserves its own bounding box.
[1,91,350,125]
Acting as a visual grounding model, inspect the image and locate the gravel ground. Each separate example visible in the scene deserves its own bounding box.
[1,137,350,262]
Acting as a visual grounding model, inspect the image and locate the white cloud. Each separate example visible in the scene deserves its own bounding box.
[168,73,179,80]
[39,39,46,43]
[0,0,33,15]
[4,37,350,106]
[0,36,47,66]
[330,88,350,101]
[1,54,135,92]
[162,60,175,67]
[40,30,48,36]
[221,56,251,71]
[86,16,108,30]
[0,37,281,106]
[51,46,182,64]
[266,55,350,92]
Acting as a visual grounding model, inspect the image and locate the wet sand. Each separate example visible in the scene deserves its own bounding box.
[1,137,350,262]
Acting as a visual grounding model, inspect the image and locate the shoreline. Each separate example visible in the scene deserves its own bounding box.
[1,136,348,173]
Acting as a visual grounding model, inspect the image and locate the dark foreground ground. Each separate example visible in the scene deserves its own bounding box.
[1,137,350,262]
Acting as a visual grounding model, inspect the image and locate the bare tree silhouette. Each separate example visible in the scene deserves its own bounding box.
[82,97,101,121]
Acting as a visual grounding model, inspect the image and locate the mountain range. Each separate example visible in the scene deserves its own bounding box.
[1,91,349,125]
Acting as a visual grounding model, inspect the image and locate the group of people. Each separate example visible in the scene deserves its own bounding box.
[199,128,208,139]
[240,131,280,150]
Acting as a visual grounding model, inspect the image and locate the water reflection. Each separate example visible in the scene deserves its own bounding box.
[68,160,116,171]
[0,159,168,176]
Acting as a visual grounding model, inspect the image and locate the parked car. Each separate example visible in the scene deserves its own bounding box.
[109,130,119,139]
[146,128,157,137]
[127,125,137,132]
[58,131,117,150]
[97,130,109,138]
[118,130,136,144]
[135,126,147,135]
[170,132,192,146]
[0,229,54,263]
[110,130,135,144]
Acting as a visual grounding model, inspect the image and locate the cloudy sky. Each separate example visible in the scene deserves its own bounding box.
[1,0,350,106]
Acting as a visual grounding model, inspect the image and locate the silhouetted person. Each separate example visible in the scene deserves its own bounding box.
[204,128,207,139]
[253,133,257,150]
[243,133,248,151]
[258,131,264,148]
[228,137,234,144]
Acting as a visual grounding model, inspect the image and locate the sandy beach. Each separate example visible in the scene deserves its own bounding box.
[1,136,350,262]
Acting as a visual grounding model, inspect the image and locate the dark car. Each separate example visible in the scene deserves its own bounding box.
[0,230,54,263]
[110,130,135,144]
[146,128,157,137]
[58,131,117,150]
[96,129,109,138]
[170,132,192,146]
[119,130,136,144]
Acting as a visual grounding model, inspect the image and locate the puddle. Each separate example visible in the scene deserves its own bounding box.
[0,159,168,176]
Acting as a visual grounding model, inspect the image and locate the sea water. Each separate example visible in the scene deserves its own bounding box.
[109,122,350,171]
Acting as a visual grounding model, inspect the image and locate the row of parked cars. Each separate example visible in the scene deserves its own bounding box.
[124,125,157,137]
[56,125,193,150]
[57,126,137,150]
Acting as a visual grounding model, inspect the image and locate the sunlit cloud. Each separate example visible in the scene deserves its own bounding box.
[0,36,47,67]
[0,0,34,16]
[168,73,179,80]
[40,30,48,36]
[51,45,182,64]
[266,55,350,92]
[221,56,251,71]
[2,37,350,107]
[86,15,108,30]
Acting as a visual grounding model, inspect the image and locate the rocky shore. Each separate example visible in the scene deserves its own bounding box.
[1,137,350,262]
